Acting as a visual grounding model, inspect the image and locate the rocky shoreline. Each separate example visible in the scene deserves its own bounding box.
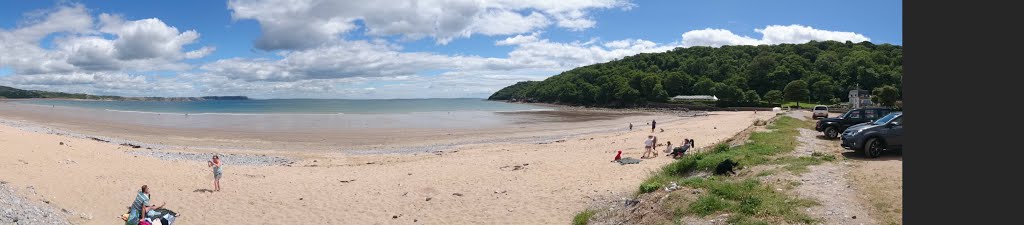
[0,182,73,225]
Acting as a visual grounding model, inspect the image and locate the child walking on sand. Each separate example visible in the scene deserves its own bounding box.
[208,155,222,192]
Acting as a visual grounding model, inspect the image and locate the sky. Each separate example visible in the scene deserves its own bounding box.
[0,0,902,99]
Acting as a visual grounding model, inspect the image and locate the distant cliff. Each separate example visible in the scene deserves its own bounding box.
[0,85,249,101]
[199,96,249,100]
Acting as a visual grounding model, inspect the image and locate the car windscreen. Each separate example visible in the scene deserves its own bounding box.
[873,113,900,125]
[814,106,827,110]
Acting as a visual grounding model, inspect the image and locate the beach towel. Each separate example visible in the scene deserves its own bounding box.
[148,208,178,225]
[616,157,641,165]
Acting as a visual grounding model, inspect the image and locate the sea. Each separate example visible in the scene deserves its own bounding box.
[16,98,552,115]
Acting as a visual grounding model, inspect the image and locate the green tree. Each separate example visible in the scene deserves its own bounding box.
[663,72,693,96]
[811,80,840,103]
[639,75,668,101]
[613,80,641,106]
[692,78,716,95]
[783,80,810,108]
[486,41,901,108]
[764,90,784,106]
[744,90,761,104]
[872,85,899,107]
[714,83,745,104]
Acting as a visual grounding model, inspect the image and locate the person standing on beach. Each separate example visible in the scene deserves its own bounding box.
[208,155,222,192]
[629,123,633,130]
[651,120,656,132]
[643,135,655,158]
[652,135,659,158]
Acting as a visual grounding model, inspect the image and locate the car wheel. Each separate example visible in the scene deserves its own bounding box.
[865,138,884,158]
[824,127,838,139]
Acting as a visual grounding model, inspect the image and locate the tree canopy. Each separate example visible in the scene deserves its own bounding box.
[783,80,810,107]
[489,41,902,107]
[872,85,900,107]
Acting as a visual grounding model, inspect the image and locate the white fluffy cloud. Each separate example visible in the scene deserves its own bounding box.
[0,4,214,75]
[756,25,870,45]
[1,72,195,97]
[174,32,682,98]
[681,28,762,47]
[227,0,633,49]
[503,37,678,69]
[196,33,678,85]
[681,25,870,47]
[495,33,541,46]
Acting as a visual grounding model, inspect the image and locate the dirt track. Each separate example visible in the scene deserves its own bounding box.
[794,111,903,225]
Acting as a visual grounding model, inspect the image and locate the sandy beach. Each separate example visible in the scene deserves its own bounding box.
[1,104,774,224]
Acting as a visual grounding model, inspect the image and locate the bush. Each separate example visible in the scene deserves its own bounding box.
[663,152,707,176]
[713,143,731,153]
[640,181,662,194]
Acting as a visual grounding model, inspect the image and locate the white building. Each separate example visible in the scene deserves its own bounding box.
[848,89,874,108]
[671,95,718,101]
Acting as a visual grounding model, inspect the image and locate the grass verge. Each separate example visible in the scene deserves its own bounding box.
[573,210,596,225]
[617,115,825,224]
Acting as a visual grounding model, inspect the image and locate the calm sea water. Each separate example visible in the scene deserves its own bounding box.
[18,98,551,114]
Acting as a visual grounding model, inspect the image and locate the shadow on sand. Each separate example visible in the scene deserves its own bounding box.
[193,189,214,193]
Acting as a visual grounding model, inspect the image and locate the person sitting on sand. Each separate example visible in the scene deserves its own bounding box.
[642,135,655,158]
[669,139,692,159]
[208,155,223,192]
[664,141,673,154]
[126,185,165,225]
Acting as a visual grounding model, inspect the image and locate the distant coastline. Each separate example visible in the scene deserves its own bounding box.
[2,85,248,101]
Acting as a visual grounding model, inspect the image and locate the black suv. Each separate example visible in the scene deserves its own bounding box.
[841,112,903,157]
[815,107,894,139]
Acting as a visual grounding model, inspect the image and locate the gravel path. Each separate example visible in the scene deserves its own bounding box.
[790,111,878,225]
[795,162,876,225]
[0,182,72,225]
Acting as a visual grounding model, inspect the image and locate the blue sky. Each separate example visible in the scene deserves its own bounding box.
[0,0,901,98]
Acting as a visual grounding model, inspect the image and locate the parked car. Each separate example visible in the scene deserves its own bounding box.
[841,112,903,158]
[815,107,895,139]
[812,105,829,119]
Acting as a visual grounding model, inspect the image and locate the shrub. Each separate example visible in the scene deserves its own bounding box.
[640,181,662,194]
[572,210,596,225]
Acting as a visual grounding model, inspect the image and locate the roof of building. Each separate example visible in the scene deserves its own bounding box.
[671,95,718,101]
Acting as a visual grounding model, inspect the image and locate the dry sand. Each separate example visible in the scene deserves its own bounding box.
[1,109,773,224]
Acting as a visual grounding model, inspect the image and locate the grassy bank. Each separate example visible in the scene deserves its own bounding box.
[576,115,835,224]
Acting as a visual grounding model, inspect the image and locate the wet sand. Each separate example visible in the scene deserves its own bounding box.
[0,102,656,153]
